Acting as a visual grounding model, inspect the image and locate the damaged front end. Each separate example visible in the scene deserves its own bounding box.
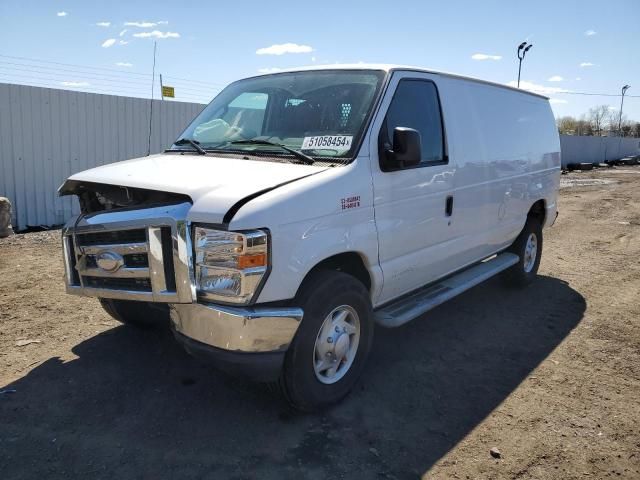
[59,180,195,303]
[59,180,192,215]
[57,178,304,369]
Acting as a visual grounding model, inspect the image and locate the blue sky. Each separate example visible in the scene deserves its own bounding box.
[1,0,638,121]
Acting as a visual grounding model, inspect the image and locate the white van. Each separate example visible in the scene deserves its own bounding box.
[59,65,560,410]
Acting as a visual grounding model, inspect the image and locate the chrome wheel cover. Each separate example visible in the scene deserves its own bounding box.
[313,305,361,384]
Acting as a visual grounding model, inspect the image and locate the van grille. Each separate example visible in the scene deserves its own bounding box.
[62,202,193,303]
[76,229,147,246]
[82,276,152,292]
[69,228,157,295]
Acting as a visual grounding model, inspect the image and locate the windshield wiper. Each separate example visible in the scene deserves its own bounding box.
[228,139,314,165]
[173,138,206,155]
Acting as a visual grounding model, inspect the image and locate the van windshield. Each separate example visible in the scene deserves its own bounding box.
[172,70,385,162]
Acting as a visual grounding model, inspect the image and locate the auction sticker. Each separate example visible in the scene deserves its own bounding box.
[302,135,353,150]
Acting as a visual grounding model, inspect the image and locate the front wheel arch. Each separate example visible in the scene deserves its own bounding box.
[295,251,373,298]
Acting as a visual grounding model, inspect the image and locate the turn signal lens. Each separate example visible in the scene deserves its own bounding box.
[237,253,267,269]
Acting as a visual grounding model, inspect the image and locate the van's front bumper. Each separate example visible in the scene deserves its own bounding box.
[169,303,303,381]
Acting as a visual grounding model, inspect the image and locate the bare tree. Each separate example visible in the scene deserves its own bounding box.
[607,109,620,135]
[588,105,609,136]
[557,116,577,135]
[605,109,636,137]
[620,119,634,137]
[575,115,593,136]
[555,105,637,137]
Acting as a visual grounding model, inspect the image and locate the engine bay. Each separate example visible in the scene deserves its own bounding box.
[58,180,192,214]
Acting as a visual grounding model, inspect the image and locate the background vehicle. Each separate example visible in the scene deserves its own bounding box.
[59,65,560,410]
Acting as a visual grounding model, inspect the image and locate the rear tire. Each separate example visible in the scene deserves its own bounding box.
[503,217,543,287]
[99,298,169,328]
[279,270,374,412]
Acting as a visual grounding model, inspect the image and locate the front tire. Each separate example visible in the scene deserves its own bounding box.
[503,217,543,287]
[99,298,169,328]
[279,270,374,411]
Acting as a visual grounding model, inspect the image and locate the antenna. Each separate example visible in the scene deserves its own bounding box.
[147,41,157,156]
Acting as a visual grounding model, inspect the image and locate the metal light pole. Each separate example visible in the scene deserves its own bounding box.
[618,85,630,136]
[517,42,533,88]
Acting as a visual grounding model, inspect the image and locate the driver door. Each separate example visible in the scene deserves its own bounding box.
[369,71,457,305]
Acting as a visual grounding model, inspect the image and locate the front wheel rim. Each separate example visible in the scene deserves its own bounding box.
[313,305,361,385]
[523,232,538,273]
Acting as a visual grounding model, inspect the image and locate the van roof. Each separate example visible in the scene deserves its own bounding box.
[249,63,549,100]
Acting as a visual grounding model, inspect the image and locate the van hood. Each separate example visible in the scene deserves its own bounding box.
[60,153,327,223]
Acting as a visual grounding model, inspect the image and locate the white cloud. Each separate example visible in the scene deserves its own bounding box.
[548,75,563,82]
[584,30,597,36]
[258,67,283,74]
[132,30,180,39]
[471,53,502,61]
[311,56,316,62]
[507,80,569,96]
[61,81,90,87]
[124,21,157,28]
[549,98,568,104]
[157,20,168,25]
[96,22,111,27]
[101,38,116,48]
[580,62,596,67]
[57,11,67,17]
[607,106,617,111]
[115,62,133,67]
[256,43,314,55]
[575,77,582,81]
[119,40,129,45]
[119,29,127,36]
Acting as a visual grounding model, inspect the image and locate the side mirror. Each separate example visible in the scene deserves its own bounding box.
[385,127,422,168]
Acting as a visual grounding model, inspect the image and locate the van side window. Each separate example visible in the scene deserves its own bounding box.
[381,79,445,167]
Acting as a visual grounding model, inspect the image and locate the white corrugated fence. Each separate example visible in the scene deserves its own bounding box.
[560,135,640,167]
[0,83,204,230]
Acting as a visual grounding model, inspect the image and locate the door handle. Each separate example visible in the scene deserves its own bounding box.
[445,195,454,216]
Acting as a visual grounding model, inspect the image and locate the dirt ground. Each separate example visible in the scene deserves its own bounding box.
[1,167,639,480]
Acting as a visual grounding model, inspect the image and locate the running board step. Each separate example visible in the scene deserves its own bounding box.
[374,253,519,328]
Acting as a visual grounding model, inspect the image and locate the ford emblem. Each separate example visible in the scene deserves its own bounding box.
[96,251,124,272]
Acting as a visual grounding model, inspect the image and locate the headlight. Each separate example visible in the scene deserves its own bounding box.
[194,226,268,305]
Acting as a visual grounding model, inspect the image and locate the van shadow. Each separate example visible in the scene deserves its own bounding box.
[0,275,585,479]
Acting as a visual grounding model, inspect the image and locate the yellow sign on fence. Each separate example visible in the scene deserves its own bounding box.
[162,86,175,98]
